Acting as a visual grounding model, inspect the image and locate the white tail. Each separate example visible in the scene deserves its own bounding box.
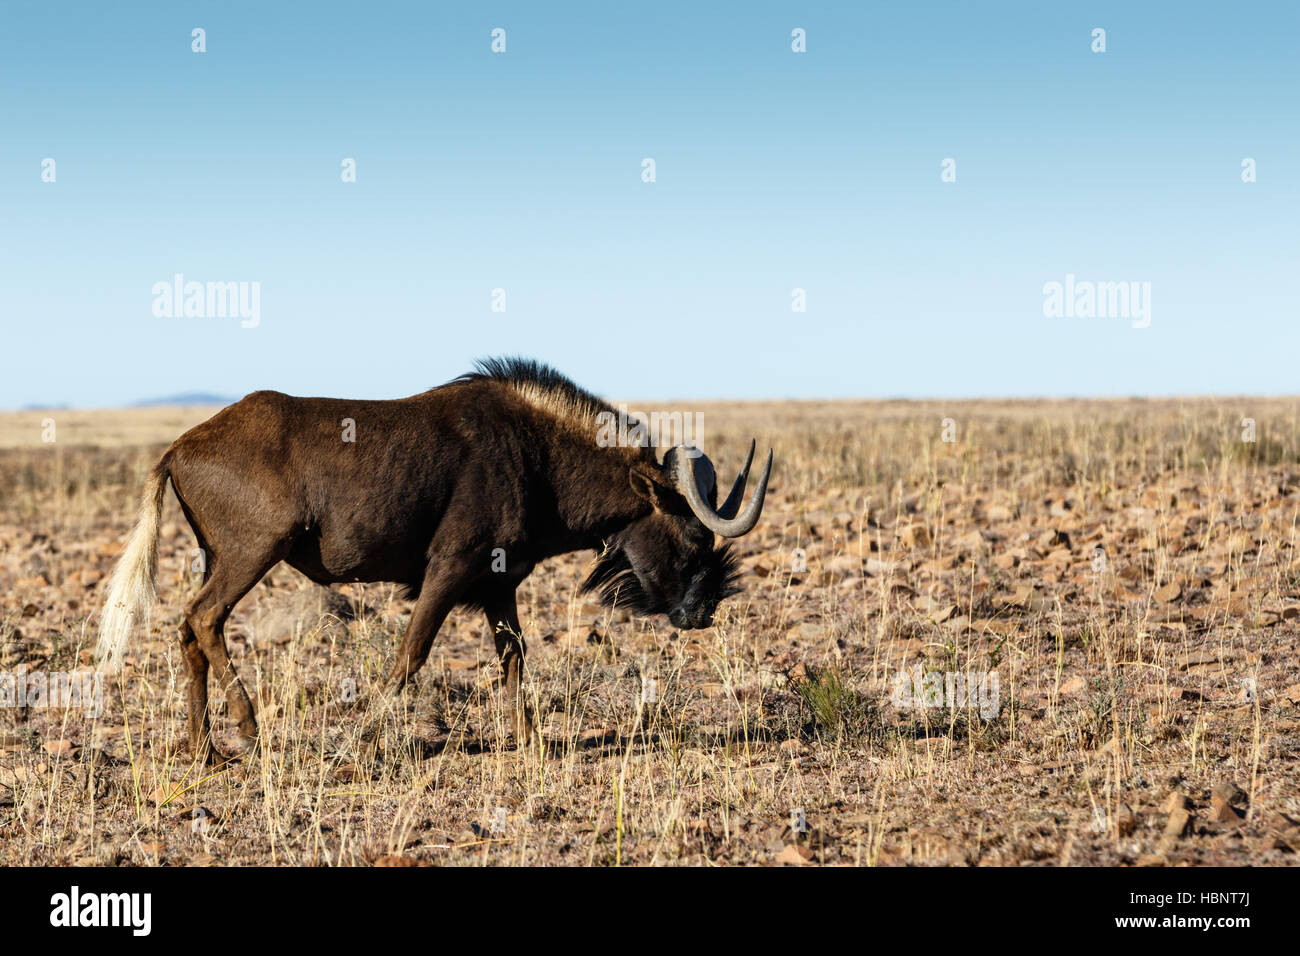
[95,465,168,672]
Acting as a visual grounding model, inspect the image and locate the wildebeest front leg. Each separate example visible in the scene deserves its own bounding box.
[385,563,473,689]
[483,590,534,743]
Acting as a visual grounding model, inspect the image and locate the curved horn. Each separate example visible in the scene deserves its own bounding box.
[675,442,772,538]
[717,439,755,519]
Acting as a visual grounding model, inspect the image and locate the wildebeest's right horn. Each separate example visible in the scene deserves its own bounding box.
[675,442,773,538]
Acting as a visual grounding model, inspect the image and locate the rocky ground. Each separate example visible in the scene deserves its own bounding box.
[1,398,1298,866]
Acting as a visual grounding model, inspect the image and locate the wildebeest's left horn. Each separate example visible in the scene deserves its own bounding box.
[675,442,772,538]
[717,439,756,519]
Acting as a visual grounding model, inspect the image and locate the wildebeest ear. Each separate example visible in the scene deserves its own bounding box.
[629,467,675,512]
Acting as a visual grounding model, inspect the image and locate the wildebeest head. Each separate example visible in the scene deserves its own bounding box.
[583,441,773,630]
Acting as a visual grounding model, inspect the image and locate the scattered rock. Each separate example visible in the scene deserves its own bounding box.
[899,524,931,549]
[1210,781,1247,824]
[1212,781,1247,807]
[1164,791,1191,814]
[1160,792,1194,847]
[775,844,814,866]
[1153,581,1182,603]
[1060,676,1086,696]
[929,603,957,623]
[149,782,187,807]
[1209,800,1246,825]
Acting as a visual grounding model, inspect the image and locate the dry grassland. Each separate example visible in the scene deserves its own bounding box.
[2,398,1299,866]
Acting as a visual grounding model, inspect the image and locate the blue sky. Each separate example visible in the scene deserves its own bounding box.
[2,1,1296,407]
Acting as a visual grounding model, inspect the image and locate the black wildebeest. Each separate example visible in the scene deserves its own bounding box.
[96,358,772,763]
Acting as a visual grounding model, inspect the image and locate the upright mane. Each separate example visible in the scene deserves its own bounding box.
[454,356,616,431]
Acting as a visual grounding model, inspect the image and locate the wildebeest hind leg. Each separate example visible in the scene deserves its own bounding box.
[179,620,215,764]
[185,549,287,756]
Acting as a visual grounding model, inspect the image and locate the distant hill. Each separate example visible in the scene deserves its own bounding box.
[131,393,237,407]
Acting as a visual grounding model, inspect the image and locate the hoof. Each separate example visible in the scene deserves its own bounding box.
[358,718,383,744]
[195,744,239,770]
